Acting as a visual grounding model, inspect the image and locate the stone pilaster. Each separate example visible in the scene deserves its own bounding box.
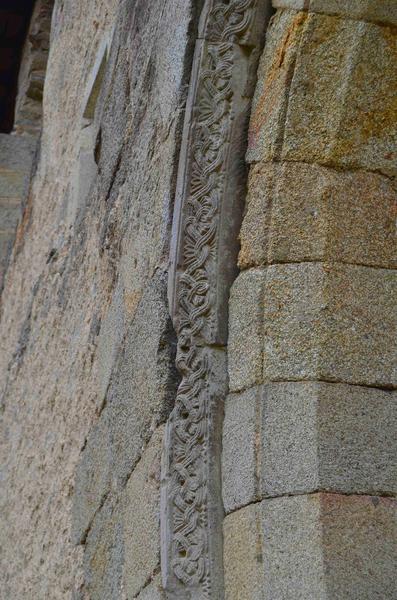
[223,2,397,597]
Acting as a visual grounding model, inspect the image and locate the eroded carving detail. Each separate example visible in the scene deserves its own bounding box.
[162,1,268,597]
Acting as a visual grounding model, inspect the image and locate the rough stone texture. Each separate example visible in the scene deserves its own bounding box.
[248,12,397,176]
[261,495,326,599]
[228,269,265,392]
[247,9,307,164]
[239,162,397,269]
[224,2,397,598]
[272,0,397,26]
[72,268,179,542]
[261,382,397,497]
[72,417,112,545]
[261,263,396,388]
[0,134,35,287]
[80,427,164,600]
[135,575,165,600]
[83,497,124,600]
[223,504,264,600]
[0,133,36,171]
[222,382,397,513]
[122,427,163,598]
[222,387,260,514]
[230,262,396,392]
[319,494,397,599]
[260,493,397,600]
[0,0,195,597]
[105,271,177,491]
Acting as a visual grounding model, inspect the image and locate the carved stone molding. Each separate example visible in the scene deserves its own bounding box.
[162,2,270,598]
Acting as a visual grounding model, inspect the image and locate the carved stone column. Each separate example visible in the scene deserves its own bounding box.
[161,2,270,598]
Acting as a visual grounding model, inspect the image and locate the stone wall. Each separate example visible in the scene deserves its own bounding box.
[0,0,395,598]
[0,134,35,290]
[224,3,397,599]
[0,1,197,597]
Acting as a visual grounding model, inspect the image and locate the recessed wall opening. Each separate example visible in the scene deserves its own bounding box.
[0,0,35,133]
[0,0,54,290]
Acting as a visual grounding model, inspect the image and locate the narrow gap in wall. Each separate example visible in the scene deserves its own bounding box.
[0,0,55,292]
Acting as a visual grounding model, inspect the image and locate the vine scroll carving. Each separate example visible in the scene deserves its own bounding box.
[161,2,270,598]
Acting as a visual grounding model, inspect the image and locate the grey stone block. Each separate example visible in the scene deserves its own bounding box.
[72,416,111,545]
[261,382,318,497]
[0,231,13,283]
[260,493,397,599]
[135,575,165,599]
[228,269,266,392]
[262,263,396,388]
[0,169,28,198]
[223,382,397,513]
[73,272,177,546]
[0,199,21,231]
[319,493,397,599]
[83,497,124,600]
[0,133,35,171]
[261,382,397,497]
[223,503,264,600]
[261,495,326,600]
[222,387,261,514]
[122,427,163,598]
[105,271,178,490]
[96,282,125,405]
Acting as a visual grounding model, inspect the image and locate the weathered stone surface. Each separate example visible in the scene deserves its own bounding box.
[83,497,124,600]
[247,9,307,163]
[0,168,29,198]
[223,504,264,600]
[249,13,397,176]
[0,198,21,230]
[135,575,165,599]
[261,382,397,497]
[261,493,397,599]
[95,281,125,405]
[72,417,111,545]
[272,0,397,26]
[239,162,397,269]
[0,231,13,288]
[222,387,260,514]
[106,271,177,491]
[319,493,397,599]
[261,495,325,599]
[78,427,164,599]
[0,133,35,170]
[223,382,397,510]
[228,269,265,392]
[122,427,163,599]
[262,263,396,388]
[71,271,178,543]
[0,0,195,596]
[261,382,317,496]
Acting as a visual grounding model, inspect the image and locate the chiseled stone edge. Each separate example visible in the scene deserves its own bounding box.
[162,1,270,598]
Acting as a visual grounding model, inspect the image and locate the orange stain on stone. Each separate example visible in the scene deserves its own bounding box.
[248,12,307,147]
